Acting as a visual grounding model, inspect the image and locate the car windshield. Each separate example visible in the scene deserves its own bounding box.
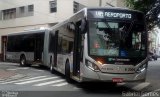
[88,20,146,57]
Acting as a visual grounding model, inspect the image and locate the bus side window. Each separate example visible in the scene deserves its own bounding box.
[57,37,62,53]
[61,38,74,54]
[49,32,55,52]
[68,41,73,53]
[61,38,68,54]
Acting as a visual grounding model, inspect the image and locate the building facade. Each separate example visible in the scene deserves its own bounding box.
[148,27,160,56]
[0,0,125,61]
[75,0,126,7]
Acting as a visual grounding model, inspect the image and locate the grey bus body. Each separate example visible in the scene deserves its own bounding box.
[49,7,148,82]
[6,7,148,83]
[6,29,52,67]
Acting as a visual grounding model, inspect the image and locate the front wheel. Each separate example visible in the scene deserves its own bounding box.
[50,56,55,74]
[20,56,26,66]
[50,64,55,74]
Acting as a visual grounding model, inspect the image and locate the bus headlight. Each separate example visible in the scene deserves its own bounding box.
[85,60,100,72]
[136,64,147,73]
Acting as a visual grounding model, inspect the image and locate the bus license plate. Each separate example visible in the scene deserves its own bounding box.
[112,78,123,83]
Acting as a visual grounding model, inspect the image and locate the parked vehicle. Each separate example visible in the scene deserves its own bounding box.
[149,52,157,61]
[152,54,158,60]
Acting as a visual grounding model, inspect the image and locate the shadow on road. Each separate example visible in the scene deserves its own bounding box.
[74,82,135,95]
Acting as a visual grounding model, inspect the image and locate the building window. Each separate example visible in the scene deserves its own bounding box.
[50,0,57,13]
[19,6,25,13]
[28,5,34,12]
[73,1,79,13]
[2,8,16,20]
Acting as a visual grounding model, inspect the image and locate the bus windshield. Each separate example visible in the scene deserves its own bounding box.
[88,20,146,57]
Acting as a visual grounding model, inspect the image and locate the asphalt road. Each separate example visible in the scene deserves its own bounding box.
[0,59,160,97]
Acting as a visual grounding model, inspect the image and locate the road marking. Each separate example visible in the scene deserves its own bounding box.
[33,70,44,72]
[34,79,65,86]
[15,77,58,85]
[52,82,68,86]
[0,76,47,84]
[154,89,160,91]
[7,67,29,71]
[132,82,150,91]
[73,87,81,90]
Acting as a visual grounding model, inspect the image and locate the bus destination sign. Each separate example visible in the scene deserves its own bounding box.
[89,11,132,20]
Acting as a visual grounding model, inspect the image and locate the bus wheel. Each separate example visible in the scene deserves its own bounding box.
[50,64,55,74]
[50,56,54,74]
[65,61,72,83]
[108,82,117,86]
[20,55,26,66]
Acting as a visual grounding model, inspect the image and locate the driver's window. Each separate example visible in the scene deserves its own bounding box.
[132,32,141,50]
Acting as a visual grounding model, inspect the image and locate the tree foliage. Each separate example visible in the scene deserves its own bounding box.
[125,0,160,30]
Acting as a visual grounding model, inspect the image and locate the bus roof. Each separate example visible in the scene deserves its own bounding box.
[51,7,144,30]
[6,28,50,36]
[86,7,143,13]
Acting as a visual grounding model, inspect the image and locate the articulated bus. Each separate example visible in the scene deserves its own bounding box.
[6,7,148,83]
[6,29,53,67]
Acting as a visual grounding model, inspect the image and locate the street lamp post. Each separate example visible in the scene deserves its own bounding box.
[106,2,114,7]
[99,0,102,7]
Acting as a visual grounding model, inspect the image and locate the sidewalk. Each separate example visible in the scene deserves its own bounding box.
[0,69,26,82]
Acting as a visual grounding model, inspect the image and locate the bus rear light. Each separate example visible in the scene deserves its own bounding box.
[85,60,100,72]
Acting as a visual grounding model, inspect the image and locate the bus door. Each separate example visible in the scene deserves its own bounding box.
[53,31,58,67]
[34,33,44,62]
[73,21,83,76]
[1,36,7,61]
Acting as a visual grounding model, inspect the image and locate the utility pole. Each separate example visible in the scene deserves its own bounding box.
[99,0,102,7]
[106,2,114,7]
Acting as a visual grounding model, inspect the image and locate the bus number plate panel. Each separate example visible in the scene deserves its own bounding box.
[112,78,123,83]
[100,64,135,73]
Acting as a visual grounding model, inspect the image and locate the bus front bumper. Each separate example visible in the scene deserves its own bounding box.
[80,65,147,82]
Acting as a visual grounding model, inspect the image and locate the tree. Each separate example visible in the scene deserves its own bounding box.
[125,0,160,30]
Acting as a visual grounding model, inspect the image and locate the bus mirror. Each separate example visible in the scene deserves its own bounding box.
[81,19,87,34]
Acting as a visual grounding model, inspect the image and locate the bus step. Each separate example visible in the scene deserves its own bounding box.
[72,76,80,82]
[32,61,42,65]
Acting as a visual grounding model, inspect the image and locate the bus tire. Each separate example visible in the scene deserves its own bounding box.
[50,64,55,74]
[50,56,54,74]
[65,61,72,83]
[108,82,117,86]
[20,55,26,67]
